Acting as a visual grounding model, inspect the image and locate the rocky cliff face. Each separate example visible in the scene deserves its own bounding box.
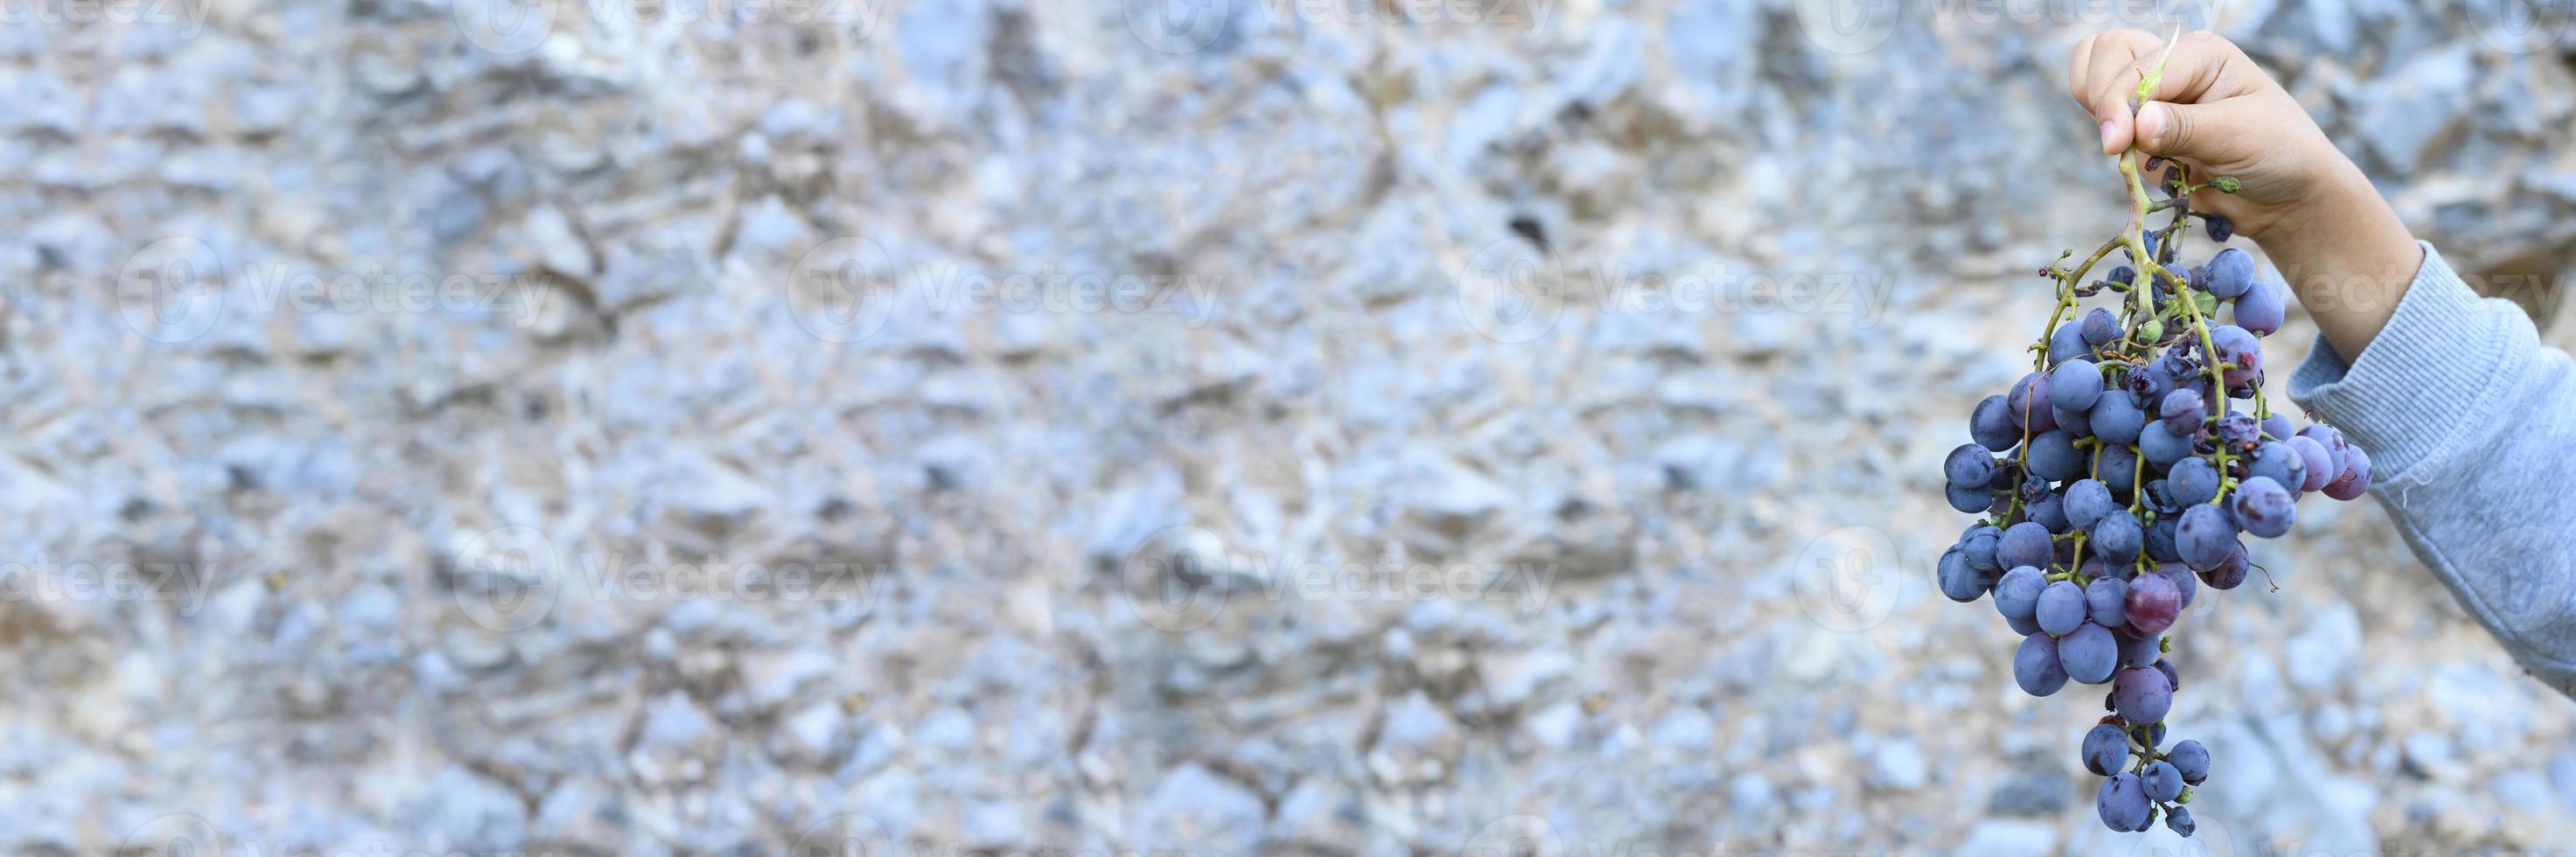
[5,0,2576,854]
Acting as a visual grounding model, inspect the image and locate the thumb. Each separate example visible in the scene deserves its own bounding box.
[2131,100,2248,164]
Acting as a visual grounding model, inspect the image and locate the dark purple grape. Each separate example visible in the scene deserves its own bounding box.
[2210,324,2261,385]
[2006,611,2042,636]
[2000,523,2052,570]
[2124,361,2170,403]
[2205,213,2233,243]
[2176,504,2239,571]
[2010,372,2050,425]
[2051,322,2090,365]
[2199,542,2249,590]
[2098,773,2152,832]
[2166,457,2219,505]
[2119,628,2163,667]
[1994,565,2046,622]
[2060,621,2120,683]
[2026,429,2084,483]
[2298,423,2347,455]
[2144,515,2180,563]
[2050,359,2103,411]
[2260,413,2292,442]
[2092,512,2142,564]
[2086,577,2128,629]
[2246,441,2306,493]
[2030,491,2072,533]
[2113,665,2174,723]
[2038,580,2088,636]
[2235,277,2284,334]
[2167,739,2210,784]
[1945,443,1996,487]
[2164,804,2196,837]
[2123,572,2180,635]
[2081,308,2122,345]
[1946,483,1994,513]
[2323,445,2373,501]
[1963,526,2003,570]
[1971,394,2020,451]
[2053,403,2094,437]
[2158,388,2205,433]
[2082,722,2130,776]
[2064,479,2115,531]
[2232,475,2296,538]
[2215,412,2260,449]
[2288,435,2335,491]
[2016,632,2069,696]
[2090,392,2145,445]
[2205,247,2254,298]
[2142,760,2184,801]
[2099,443,2141,493]
[2139,421,2194,466]
[2157,563,2198,611]
[1938,547,1992,603]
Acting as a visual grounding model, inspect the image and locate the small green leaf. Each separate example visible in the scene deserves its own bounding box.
[2192,291,2218,315]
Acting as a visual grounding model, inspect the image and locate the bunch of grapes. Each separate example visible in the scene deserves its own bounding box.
[1934,154,2373,836]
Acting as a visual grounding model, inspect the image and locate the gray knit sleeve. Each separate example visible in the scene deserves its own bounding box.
[2289,240,2576,698]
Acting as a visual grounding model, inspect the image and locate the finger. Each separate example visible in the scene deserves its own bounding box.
[2089,31,2252,154]
[2080,30,2166,152]
[2131,94,2273,168]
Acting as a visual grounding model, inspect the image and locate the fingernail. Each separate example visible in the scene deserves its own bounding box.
[2135,103,2167,150]
[2099,119,2119,154]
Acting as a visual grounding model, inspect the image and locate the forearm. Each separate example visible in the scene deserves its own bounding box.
[2289,243,2576,698]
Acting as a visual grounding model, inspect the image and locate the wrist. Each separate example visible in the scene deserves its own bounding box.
[2265,164,2419,356]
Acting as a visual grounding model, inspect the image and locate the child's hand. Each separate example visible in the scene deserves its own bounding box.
[2069,29,2420,359]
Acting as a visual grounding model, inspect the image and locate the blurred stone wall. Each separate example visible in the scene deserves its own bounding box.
[5,0,2576,854]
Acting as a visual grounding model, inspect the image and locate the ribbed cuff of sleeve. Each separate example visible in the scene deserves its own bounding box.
[2287,241,2528,481]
